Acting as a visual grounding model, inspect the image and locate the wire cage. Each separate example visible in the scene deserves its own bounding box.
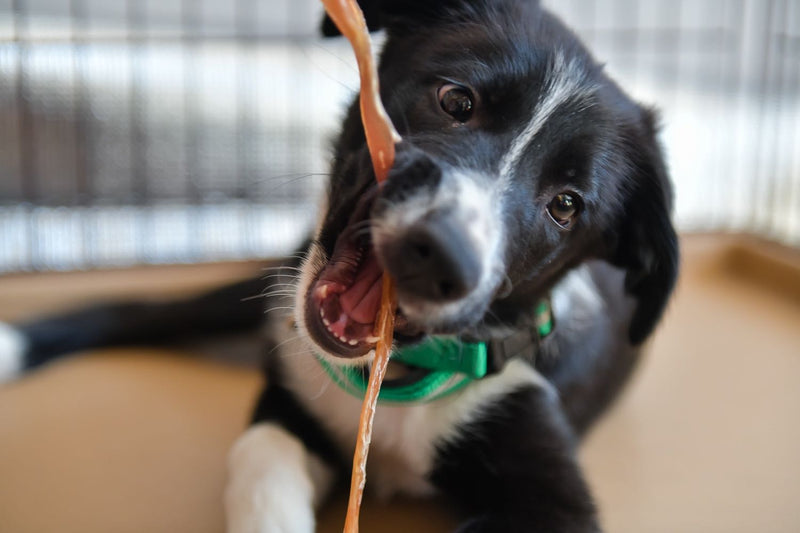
[0,0,798,272]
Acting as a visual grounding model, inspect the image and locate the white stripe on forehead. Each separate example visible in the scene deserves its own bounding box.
[499,51,596,180]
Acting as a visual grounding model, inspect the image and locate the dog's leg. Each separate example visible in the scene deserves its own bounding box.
[225,423,333,533]
[225,384,340,533]
[0,274,271,378]
[431,385,601,533]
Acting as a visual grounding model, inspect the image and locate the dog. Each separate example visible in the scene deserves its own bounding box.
[0,0,679,531]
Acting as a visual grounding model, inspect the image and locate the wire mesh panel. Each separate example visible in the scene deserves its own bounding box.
[546,0,800,246]
[0,0,798,272]
[0,0,360,270]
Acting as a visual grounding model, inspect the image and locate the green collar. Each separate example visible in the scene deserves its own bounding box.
[316,298,553,404]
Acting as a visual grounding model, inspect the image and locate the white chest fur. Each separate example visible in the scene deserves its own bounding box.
[279,340,546,499]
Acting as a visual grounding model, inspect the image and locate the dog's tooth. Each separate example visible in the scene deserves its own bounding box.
[339,336,348,343]
[348,339,358,346]
[318,285,328,299]
[322,318,331,327]
[366,336,380,343]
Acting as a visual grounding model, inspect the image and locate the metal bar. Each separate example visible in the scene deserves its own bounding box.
[750,0,777,234]
[11,0,36,269]
[782,0,798,244]
[235,0,257,255]
[126,0,149,264]
[235,0,255,200]
[69,0,90,206]
[182,0,202,261]
[713,0,740,230]
[12,0,35,205]
[764,0,788,240]
[69,0,92,268]
[126,0,147,204]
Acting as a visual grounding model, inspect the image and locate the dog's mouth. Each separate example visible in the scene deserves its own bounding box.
[304,192,419,359]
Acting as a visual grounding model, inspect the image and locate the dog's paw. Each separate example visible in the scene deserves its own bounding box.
[0,322,26,383]
[225,423,325,533]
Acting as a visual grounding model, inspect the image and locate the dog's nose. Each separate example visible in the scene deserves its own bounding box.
[384,213,482,302]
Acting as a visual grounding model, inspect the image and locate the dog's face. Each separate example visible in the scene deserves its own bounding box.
[298,0,678,364]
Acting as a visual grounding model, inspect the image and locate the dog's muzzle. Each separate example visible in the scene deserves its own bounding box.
[303,146,498,360]
[380,209,482,302]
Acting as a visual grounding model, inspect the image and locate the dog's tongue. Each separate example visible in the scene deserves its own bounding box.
[338,252,384,325]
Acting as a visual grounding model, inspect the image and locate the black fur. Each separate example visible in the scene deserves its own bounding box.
[310,2,678,530]
[17,275,269,369]
[431,387,598,532]
[7,1,679,531]
[251,375,346,475]
[610,109,680,344]
[319,0,678,342]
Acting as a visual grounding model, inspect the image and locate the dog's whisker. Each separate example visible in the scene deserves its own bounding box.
[260,265,303,273]
[304,43,359,92]
[263,283,299,290]
[242,292,295,303]
[260,270,300,278]
[250,172,331,188]
[266,333,307,359]
[241,294,268,302]
[277,347,317,361]
[259,275,299,285]
[260,291,297,300]
[263,306,297,315]
[241,284,298,301]
[308,374,333,401]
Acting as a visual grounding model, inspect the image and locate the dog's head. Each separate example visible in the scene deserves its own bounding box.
[298,0,678,364]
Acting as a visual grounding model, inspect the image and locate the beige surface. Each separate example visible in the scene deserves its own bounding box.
[0,236,798,532]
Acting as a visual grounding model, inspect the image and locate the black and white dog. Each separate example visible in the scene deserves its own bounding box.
[0,1,678,531]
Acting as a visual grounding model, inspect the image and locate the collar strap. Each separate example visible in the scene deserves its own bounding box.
[315,297,553,404]
[316,355,475,404]
[391,337,487,379]
[487,298,553,374]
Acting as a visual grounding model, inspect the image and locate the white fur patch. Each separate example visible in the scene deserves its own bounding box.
[282,344,546,500]
[550,264,605,329]
[499,51,596,181]
[371,168,505,329]
[225,423,335,533]
[0,322,26,383]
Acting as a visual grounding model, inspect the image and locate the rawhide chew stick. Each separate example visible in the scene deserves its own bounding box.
[318,1,400,532]
[321,0,400,183]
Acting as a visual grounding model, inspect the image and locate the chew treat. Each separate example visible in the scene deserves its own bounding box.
[319,1,400,531]
[344,277,396,533]
[321,0,401,184]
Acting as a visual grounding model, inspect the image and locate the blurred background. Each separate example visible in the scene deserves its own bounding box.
[0,2,799,533]
[0,0,798,272]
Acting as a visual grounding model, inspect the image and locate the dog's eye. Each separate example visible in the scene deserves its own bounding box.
[547,192,581,228]
[438,84,474,122]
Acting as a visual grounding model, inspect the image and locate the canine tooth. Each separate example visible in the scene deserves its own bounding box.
[322,318,330,327]
[348,339,358,346]
[318,285,328,298]
[366,336,380,343]
[320,308,326,318]
[339,336,348,343]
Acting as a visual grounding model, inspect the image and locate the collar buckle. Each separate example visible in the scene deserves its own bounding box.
[486,297,553,373]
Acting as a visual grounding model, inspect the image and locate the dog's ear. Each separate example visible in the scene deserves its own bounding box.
[321,0,522,36]
[610,108,679,345]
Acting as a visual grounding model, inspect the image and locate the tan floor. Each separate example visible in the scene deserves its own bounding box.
[0,235,798,533]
